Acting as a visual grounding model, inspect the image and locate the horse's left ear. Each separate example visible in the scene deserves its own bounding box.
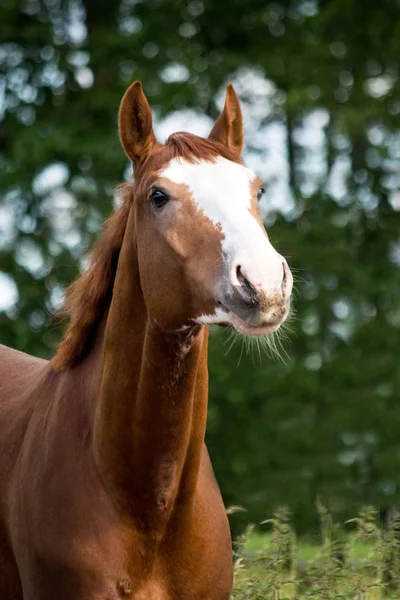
[208,84,244,156]
[119,81,157,167]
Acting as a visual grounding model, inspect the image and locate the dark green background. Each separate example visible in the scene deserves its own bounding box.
[1,0,399,531]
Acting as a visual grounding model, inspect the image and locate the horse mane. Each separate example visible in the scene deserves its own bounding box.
[52,184,132,371]
[52,133,241,371]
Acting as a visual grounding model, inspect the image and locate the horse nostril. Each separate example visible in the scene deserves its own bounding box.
[281,260,291,296]
[236,265,247,288]
[236,265,257,300]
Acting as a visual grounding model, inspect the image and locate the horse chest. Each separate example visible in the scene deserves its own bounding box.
[9,461,231,600]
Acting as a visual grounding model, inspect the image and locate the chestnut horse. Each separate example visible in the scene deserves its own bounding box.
[0,82,292,599]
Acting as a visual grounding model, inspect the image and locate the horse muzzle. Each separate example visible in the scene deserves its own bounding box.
[216,259,293,337]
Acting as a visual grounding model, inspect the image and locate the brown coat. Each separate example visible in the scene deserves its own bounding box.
[0,81,292,599]
[0,82,242,600]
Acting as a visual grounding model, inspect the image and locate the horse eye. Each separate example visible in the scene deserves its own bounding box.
[257,187,265,202]
[151,189,170,209]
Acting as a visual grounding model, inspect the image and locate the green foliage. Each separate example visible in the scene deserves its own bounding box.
[231,505,400,599]
[1,0,400,529]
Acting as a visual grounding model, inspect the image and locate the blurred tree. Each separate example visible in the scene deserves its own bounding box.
[1,0,399,530]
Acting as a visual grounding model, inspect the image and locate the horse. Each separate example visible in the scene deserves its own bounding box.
[0,81,293,599]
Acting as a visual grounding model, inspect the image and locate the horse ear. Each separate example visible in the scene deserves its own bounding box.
[208,84,244,156]
[119,81,157,166]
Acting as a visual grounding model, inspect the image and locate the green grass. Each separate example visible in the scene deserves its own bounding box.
[229,505,400,599]
[245,531,377,562]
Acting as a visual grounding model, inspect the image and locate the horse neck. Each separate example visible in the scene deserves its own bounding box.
[93,223,209,531]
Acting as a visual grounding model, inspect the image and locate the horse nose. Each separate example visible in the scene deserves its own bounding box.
[233,261,291,302]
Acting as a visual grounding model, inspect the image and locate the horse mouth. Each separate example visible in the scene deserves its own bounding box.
[216,303,288,338]
[228,312,282,337]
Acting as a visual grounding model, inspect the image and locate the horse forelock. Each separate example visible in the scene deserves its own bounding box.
[165,132,242,165]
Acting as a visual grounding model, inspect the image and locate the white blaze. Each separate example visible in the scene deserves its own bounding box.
[161,156,284,296]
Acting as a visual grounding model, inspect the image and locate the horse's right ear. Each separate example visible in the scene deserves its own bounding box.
[208,84,244,156]
[118,81,157,167]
